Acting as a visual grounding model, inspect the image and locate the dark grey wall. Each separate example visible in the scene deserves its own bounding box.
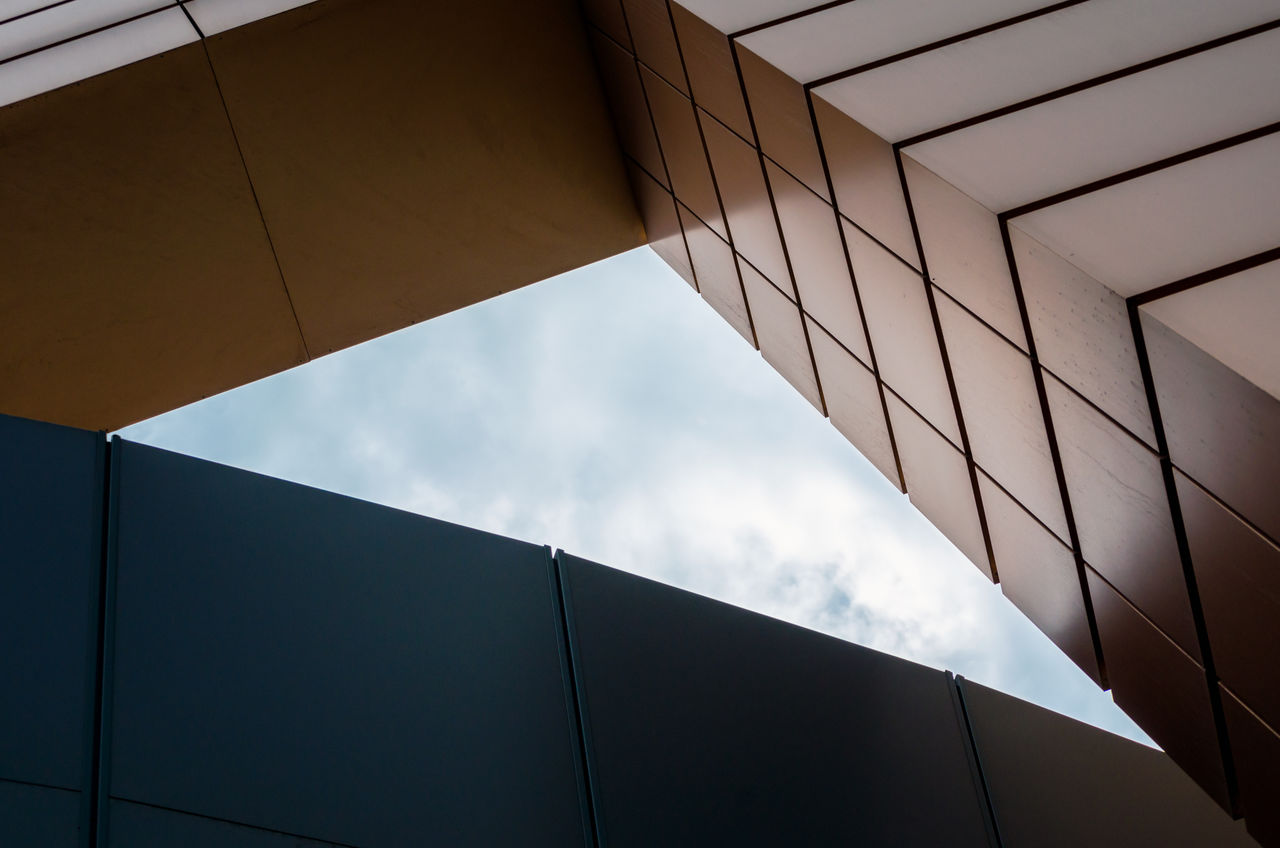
[0,414,1257,847]
[960,679,1256,847]
[104,440,589,848]
[0,413,105,847]
[558,552,994,847]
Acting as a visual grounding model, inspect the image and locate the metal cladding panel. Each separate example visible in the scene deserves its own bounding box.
[935,292,1067,542]
[1222,687,1280,848]
[700,108,791,289]
[108,801,348,848]
[1043,373,1199,660]
[1176,471,1280,733]
[1141,310,1280,546]
[1085,570,1231,812]
[627,163,695,287]
[592,29,668,188]
[975,472,1099,686]
[642,64,726,239]
[960,680,1253,848]
[806,317,903,491]
[671,5,751,140]
[559,553,993,848]
[811,95,919,271]
[0,413,103,791]
[107,441,587,848]
[1008,225,1155,448]
[845,220,961,446]
[679,204,755,345]
[884,394,992,581]
[621,0,688,94]
[0,781,81,848]
[738,260,823,412]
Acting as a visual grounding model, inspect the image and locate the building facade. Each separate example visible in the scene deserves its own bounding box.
[1,0,1277,844]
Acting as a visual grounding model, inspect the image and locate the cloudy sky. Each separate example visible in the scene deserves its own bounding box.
[117,246,1150,745]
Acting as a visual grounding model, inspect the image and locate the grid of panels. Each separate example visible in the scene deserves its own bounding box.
[585,1,1280,843]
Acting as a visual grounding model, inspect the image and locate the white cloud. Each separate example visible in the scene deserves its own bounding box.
[117,247,1152,746]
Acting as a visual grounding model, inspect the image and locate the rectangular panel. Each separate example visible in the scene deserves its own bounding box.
[621,0,688,93]
[699,107,790,287]
[108,441,588,848]
[885,393,992,578]
[0,781,80,848]
[1010,225,1155,447]
[976,472,1098,685]
[736,45,828,198]
[1222,687,1280,848]
[766,161,870,363]
[811,94,920,270]
[845,221,961,445]
[936,292,1067,541]
[560,552,992,847]
[641,63,727,237]
[679,203,755,344]
[592,28,668,188]
[671,4,750,139]
[805,318,903,491]
[1014,132,1280,296]
[202,0,641,357]
[1177,471,1280,732]
[0,43,306,431]
[904,27,1280,212]
[738,260,822,411]
[1141,311,1280,545]
[1043,373,1199,659]
[734,0,1056,83]
[627,163,695,286]
[901,154,1028,350]
[0,413,103,791]
[961,680,1253,848]
[1086,570,1230,812]
[1142,258,1280,401]
[814,0,1280,144]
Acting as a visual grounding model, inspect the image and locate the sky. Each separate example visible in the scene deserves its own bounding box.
[116,246,1151,746]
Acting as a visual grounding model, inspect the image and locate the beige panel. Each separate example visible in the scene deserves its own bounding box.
[0,43,306,431]
[905,27,1280,212]
[901,154,1027,351]
[205,0,643,357]
[1013,132,1280,296]
[1142,259,1280,401]
[815,0,1280,143]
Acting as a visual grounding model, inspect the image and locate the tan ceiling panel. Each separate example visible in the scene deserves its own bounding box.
[204,0,642,357]
[0,43,307,431]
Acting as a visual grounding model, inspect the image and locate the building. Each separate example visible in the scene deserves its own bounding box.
[1,0,1277,844]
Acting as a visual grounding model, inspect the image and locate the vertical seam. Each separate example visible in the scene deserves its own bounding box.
[1127,305,1239,814]
[197,37,312,361]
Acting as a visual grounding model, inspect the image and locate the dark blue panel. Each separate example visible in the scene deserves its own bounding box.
[559,553,992,848]
[0,413,103,790]
[109,801,348,847]
[959,680,1253,847]
[0,780,81,848]
[107,441,587,848]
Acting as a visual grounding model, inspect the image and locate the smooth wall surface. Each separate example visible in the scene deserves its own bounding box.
[0,0,642,432]
[0,413,1257,847]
